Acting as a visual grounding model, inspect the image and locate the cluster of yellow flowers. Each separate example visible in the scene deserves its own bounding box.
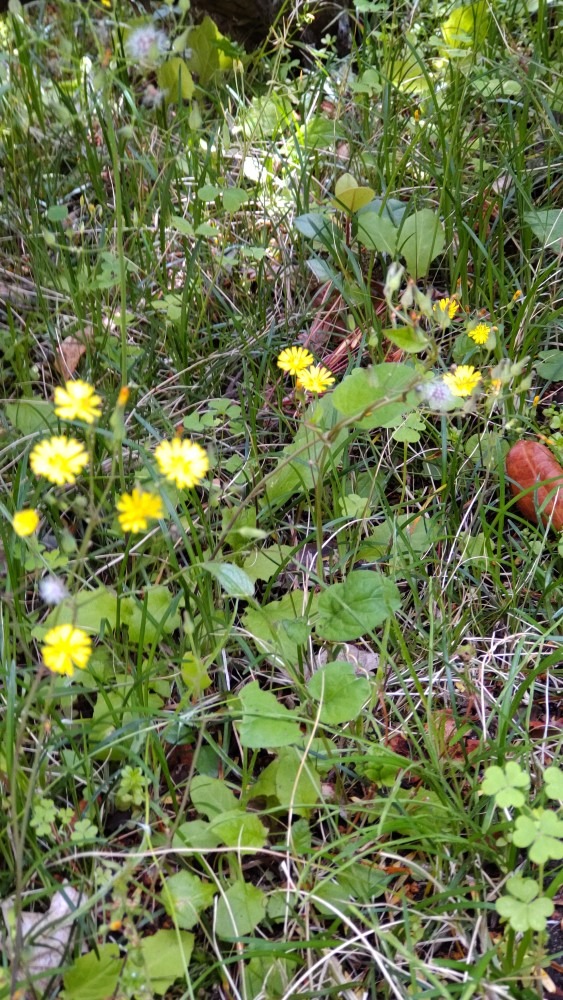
[277,347,335,394]
[10,378,211,679]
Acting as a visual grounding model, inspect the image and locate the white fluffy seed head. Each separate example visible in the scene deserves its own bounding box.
[39,576,69,605]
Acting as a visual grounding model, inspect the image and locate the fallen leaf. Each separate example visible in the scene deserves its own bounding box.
[55,332,92,377]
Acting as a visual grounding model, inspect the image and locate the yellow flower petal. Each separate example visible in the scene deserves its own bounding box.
[154,438,209,489]
[42,624,92,677]
[298,365,335,394]
[277,346,315,376]
[30,436,89,485]
[442,365,482,398]
[12,509,40,537]
[116,488,164,533]
[54,380,102,424]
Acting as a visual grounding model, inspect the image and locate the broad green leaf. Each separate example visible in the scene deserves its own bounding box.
[441,1,489,50]
[544,766,563,801]
[333,173,375,213]
[392,410,425,443]
[241,94,294,139]
[202,561,255,598]
[513,810,563,864]
[481,762,530,808]
[187,16,233,86]
[135,929,194,993]
[173,820,222,850]
[215,880,266,939]
[161,872,216,931]
[6,399,57,435]
[197,184,221,201]
[46,204,68,223]
[209,809,268,850]
[62,944,121,1000]
[223,188,249,213]
[397,210,445,279]
[245,956,298,999]
[276,747,321,813]
[157,58,194,102]
[307,661,371,725]
[391,49,429,95]
[32,585,116,639]
[242,590,316,666]
[264,394,349,506]
[181,652,212,697]
[237,681,301,748]
[465,432,510,471]
[120,586,182,642]
[293,212,334,242]
[314,863,389,916]
[331,364,417,430]
[316,571,401,642]
[495,877,553,933]
[242,545,294,583]
[356,212,398,255]
[524,209,563,252]
[295,115,345,150]
[536,349,563,381]
[190,775,239,818]
[382,325,430,354]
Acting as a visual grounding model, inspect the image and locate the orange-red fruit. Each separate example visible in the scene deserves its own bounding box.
[505,441,563,531]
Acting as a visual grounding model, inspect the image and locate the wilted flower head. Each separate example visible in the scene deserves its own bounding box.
[125,24,169,67]
[39,575,69,606]
[417,379,457,412]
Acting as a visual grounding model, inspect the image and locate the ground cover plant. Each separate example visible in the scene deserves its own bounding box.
[0,0,562,997]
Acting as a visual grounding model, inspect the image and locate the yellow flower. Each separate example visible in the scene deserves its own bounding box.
[116,488,164,533]
[443,365,482,398]
[433,297,459,326]
[513,289,523,301]
[491,378,503,394]
[468,322,491,345]
[12,509,40,537]
[42,624,92,677]
[30,436,89,485]
[54,380,102,424]
[277,346,315,376]
[298,365,335,394]
[155,437,209,489]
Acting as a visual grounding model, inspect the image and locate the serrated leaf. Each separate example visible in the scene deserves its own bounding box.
[215,880,266,939]
[161,872,216,931]
[307,661,371,725]
[237,681,301,748]
[316,571,401,642]
[202,561,254,597]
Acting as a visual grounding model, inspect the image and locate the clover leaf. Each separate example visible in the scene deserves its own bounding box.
[512,809,563,864]
[481,762,530,808]
[544,766,563,802]
[495,876,554,933]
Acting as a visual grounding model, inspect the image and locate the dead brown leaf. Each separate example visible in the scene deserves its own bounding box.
[55,331,92,378]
